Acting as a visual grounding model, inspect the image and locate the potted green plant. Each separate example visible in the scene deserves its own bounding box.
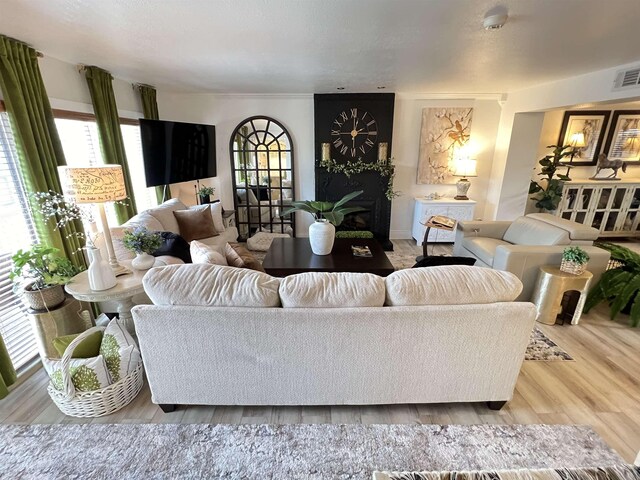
[122,227,163,271]
[280,190,367,255]
[529,144,574,212]
[10,245,81,310]
[584,242,640,327]
[560,246,589,275]
[197,186,215,205]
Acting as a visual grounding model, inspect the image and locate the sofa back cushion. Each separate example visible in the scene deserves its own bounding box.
[279,272,385,308]
[384,265,522,306]
[146,198,187,234]
[143,264,281,307]
[502,216,570,246]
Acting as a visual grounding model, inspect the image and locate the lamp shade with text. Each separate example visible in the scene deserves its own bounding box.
[58,165,127,204]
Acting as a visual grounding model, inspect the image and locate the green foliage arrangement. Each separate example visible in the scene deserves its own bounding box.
[318,158,398,200]
[197,186,215,196]
[529,144,574,211]
[122,227,163,255]
[584,242,640,327]
[280,190,367,227]
[335,230,375,239]
[562,246,590,265]
[10,244,81,290]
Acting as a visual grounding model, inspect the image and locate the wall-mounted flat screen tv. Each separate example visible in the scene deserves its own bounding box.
[140,119,217,187]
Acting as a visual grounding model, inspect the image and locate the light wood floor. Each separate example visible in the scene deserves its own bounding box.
[1,240,639,463]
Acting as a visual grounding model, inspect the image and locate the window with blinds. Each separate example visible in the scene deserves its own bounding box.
[0,112,40,370]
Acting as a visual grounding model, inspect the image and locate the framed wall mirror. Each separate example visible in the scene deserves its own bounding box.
[229,116,296,240]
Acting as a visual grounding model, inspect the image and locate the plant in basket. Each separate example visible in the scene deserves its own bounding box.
[122,226,163,270]
[560,246,589,275]
[9,244,81,310]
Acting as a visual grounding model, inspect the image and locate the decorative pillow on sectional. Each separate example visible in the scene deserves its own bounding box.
[52,330,103,359]
[143,263,281,307]
[146,198,187,234]
[190,240,228,265]
[279,272,385,308]
[152,232,192,263]
[173,206,218,242]
[43,355,111,392]
[226,242,265,272]
[189,202,225,233]
[100,319,141,382]
[384,265,523,306]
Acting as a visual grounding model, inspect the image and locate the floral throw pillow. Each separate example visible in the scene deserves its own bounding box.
[100,319,141,382]
[43,356,111,392]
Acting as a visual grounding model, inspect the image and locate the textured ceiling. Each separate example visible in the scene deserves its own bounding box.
[1,0,640,94]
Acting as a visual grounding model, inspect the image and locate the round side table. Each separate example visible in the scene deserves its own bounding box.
[65,260,153,336]
[531,266,593,326]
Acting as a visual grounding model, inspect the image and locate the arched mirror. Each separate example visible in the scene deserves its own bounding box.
[230,116,296,240]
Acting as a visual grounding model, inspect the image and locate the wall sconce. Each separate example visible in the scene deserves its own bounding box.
[378,142,388,163]
[321,143,331,162]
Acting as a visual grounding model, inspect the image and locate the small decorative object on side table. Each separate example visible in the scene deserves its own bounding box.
[531,266,593,325]
[122,227,163,271]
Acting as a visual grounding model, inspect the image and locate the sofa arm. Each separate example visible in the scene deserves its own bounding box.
[457,220,512,239]
[492,244,610,301]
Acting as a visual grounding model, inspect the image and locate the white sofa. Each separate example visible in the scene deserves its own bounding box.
[454,213,610,301]
[133,264,536,412]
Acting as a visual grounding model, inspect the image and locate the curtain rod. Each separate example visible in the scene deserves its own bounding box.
[1,35,43,57]
[132,82,156,91]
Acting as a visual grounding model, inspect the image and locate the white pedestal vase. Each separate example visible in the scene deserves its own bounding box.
[131,252,155,271]
[86,247,116,291]
[309,219,335,255]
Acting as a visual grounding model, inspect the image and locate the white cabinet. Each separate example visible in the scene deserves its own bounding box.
[412,198,476,245]
[557,179,640,237]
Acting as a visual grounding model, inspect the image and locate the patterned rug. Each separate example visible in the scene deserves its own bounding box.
[0,424,624,479]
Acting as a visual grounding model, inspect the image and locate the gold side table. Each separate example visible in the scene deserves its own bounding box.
[531,266,593,325]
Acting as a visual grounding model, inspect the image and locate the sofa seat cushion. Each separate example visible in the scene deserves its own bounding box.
[462,237,510,266]
[279,272,385,308]
[143,264,281,307]
[503,216,570,246]
[146,198,187,234]
[384,265,523,306]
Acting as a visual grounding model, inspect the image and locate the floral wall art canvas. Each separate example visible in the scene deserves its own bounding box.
[417,107,473,184]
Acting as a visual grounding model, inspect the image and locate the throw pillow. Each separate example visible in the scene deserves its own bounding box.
[152,231,192,263]
[412,256,476,268]
[173,206,218,242]
[43,356,111,392]
[226,242,265,272]
[52,330,104,359]
[190,240,228,265]
[189,203,225,233]
[100,319,141,383]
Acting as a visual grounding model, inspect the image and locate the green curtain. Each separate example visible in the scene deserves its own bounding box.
[138,84,170,204]
[0,36,86,266]
[0,335,16,400]
[84,66,137,223]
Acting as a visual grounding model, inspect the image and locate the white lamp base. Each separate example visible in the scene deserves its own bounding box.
[455,178,471,200]
[111,263,132,277]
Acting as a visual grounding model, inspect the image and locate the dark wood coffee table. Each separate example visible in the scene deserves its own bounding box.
[262,238,395,277]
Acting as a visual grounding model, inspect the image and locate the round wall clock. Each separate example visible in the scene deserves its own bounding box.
[330,108,378,158]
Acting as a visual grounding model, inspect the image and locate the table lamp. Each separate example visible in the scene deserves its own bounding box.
[58,165,130,276]
[563,132,586,176]
[453,158,477,200]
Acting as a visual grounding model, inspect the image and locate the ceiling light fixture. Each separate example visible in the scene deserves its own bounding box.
[483,11,508,30]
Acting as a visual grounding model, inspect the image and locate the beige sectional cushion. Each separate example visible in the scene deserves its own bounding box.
[190,240,228,266]
[384,265,522,306]
[123,211,164,232]
[526,213,599,242]
[279,272,385,308]
[146,198,187,234]
[461,237,510,266]
[143,264,280,307]
[503,216,570,246]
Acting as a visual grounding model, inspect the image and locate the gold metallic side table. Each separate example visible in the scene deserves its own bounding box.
[531,266,593,325]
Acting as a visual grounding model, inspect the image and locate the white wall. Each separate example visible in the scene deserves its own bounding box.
[158,92,503,238]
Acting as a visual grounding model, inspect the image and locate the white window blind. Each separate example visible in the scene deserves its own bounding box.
[0,112,40,370]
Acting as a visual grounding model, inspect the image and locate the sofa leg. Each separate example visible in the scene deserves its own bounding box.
[487,401,507,410]
[159,404,177,413]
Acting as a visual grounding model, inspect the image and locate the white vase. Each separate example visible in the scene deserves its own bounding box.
[309,219,335,255]
[132,252,155,270]
[86,247,116,291]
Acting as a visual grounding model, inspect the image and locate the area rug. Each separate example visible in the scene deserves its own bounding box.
[526,328,574,361]
[0,424,623,479]
[375,466,640,480]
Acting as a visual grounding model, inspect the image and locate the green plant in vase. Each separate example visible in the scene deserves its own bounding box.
[122,227,163,271]
[584,242,640,327]
[197,186,215,205]
[529,144,574,212]
[560,246,589,275]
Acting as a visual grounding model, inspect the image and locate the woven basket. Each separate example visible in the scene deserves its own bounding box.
[22,284,65,311]
[47,326,144,418]
[560,259,587,275]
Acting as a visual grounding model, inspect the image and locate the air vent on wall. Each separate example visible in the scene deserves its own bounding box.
[613,66,640,91]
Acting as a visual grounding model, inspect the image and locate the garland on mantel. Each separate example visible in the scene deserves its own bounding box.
[317,158,399,200]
